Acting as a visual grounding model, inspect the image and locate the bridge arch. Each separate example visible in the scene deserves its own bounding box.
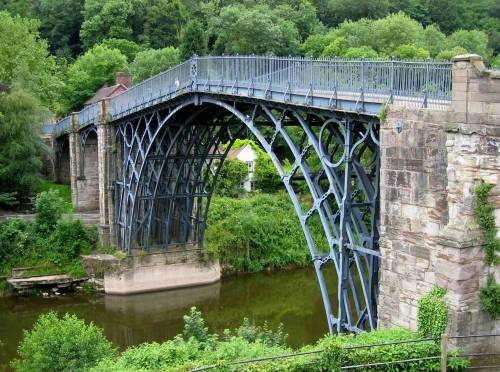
[114,93,380,334]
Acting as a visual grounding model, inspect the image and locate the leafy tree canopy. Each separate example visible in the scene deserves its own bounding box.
[0,89,47,200]
[130,47,180,83]
[59,45,128,113]
[0,11,62,110]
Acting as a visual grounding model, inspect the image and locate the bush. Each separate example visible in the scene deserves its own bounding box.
[0,218,30,274]
[235,318,287,347]
[35,190,65,234]
[215,158,248,197]
[316,328,468,371]
[11,312,116,372]
[205,193,316,272]
[48,218,94,263]
[418,285,448,339]
[183,307,210,343]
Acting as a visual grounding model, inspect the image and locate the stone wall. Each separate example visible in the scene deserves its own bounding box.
[56,137,71,184]
[76,132,99,211]
[378,55,500,348]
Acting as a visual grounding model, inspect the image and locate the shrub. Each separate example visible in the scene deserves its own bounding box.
[205,193,315,272]
[48,218,94,263]
[474,180,499,265]
[11,312,116,372]
[235,318,288,347]
[34,190,65,234]
[418,285,448,339]
[316,328,468,371]
[183,307,210,343]
[215,158,248,197]
[0,218,30,273]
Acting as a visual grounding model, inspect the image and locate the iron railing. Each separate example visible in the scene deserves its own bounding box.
[190,333,500,371]
[41,56,453,136]
[78,103,99,127]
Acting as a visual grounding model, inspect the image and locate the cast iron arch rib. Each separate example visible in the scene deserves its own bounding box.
[114,94,380,334]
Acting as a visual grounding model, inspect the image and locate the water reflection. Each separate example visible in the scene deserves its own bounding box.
[0,267,333,368]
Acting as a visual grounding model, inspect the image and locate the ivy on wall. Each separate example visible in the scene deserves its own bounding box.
[474,180,500,319]
[418,285,448,339]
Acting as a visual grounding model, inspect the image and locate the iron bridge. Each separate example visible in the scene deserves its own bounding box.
[43,56,453,335]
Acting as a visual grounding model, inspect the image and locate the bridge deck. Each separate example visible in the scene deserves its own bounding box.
[42,56,452,136]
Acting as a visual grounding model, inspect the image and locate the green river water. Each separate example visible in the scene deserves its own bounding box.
[0,266,339,368]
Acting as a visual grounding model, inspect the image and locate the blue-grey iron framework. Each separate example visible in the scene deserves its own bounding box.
[43,56,453,334]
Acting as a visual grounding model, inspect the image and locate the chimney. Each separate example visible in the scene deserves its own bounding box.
[116,72,132,88]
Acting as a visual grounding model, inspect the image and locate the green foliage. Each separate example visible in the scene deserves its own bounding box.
[0,11,62,109]
[0,89,47,201]
[11,312,116,372]
[417,285,448,339]
[0,190,96,278]
[48,218,94,263]
[38,180,73,212]
[343,46,379,59]
[447,29,492,61]
[34,190,65,235]
[479,274,500,319]
[206,193,321,273]
[254,152,281,193]
[80,0,143,50]
[140,0,186,49]
[474,180,500,265]
[59,45,128,113]
[215,158,248,197]
[235,318,288,347]
[36,0,84,59]
[99,38,143,62]
[90,314,468,371]
[179,20,208,60]
[130,47,180,83]
[209,4,300,55]
[393,44,430,59]
[183,307,210,343]
[316,328,468,371]
[435,47,468,61]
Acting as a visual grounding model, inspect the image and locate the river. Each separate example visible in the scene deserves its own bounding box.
[0,266,339,368]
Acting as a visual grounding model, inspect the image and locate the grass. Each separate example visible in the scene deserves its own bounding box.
[19,261,87,279]
[38,180,74,212]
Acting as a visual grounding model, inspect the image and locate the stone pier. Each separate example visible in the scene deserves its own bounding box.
[82,249,221,295]
[378,55,500,347]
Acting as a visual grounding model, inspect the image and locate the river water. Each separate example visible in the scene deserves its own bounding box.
[0,267,338,368]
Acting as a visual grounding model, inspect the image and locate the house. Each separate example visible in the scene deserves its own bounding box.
[83,72,132,106]
[226,144,257,191]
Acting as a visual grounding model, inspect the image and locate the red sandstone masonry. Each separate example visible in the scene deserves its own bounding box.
[378,55,500,351]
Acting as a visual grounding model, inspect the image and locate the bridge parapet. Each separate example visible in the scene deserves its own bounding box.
[43,56,453,137]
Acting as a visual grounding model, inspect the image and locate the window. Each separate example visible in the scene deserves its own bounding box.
[246,161,254,172]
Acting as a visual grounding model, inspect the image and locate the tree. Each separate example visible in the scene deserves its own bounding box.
[99,38,144,62]
[179,20,208,60]
[343,46,379,58]
[435,47,467,61]
[392,44,429,59]
[209,4,300,55]
[130,47,180,83]
[140,0,187,49]
[254,152,281,192]
[0,89,47,203]
[321,0,389,27]
[80,0,144,50]
[11,312,116,372]
[420,25,447,57]
[215,158,248,197]
[447,30,492,61]
[35,0,84,59]
[59,45,128,113]
[0,11,62,110]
